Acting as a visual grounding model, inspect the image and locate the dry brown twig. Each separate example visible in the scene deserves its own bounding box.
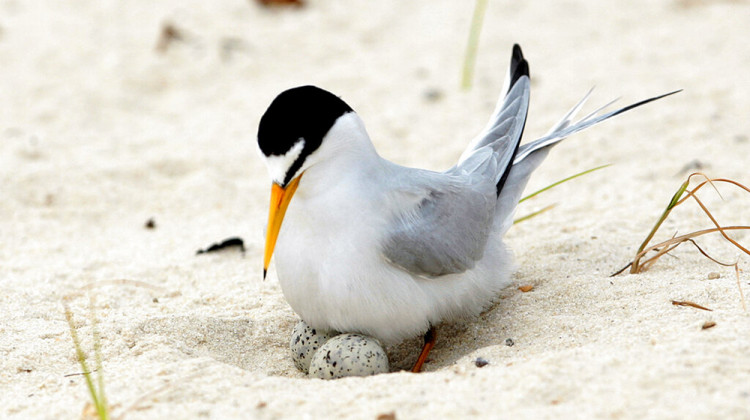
[613,172,749,311]
[671,300,713,311]
[255,0,304,7]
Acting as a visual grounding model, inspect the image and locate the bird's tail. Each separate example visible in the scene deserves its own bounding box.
[493,88,681,233]
[457,44,531,197]
[514,89,681,164]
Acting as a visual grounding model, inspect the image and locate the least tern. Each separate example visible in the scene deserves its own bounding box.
[258,44,677,372]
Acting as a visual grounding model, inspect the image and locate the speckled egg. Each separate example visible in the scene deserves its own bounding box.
[308,333,390,379]
[290,320,338,372]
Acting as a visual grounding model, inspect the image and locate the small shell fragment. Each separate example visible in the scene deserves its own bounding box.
[702,321,717,330]
[309,333,389,379]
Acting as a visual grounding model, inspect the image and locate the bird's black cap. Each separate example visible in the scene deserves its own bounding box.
[258,86,353,185]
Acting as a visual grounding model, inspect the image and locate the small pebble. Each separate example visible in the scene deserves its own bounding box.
[423,88,444,102]
[677,159,706,175]
[707,272,720,280]
[309,333,389,379]
[474,357,489,368]
[505,338,515,347]
[290,320,337,372]
[256,0,304,6]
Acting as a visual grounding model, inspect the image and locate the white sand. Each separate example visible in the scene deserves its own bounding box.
[2,0,750,418]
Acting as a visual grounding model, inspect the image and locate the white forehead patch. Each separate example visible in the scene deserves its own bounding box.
[262,139,305,185]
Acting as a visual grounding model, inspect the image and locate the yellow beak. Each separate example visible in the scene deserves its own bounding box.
[263,175,302,279]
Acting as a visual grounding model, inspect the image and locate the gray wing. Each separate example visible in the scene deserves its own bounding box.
[382,173,497,278]
[382,45,530,278]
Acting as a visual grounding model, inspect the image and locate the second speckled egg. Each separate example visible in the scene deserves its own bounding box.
[308,333,389,379]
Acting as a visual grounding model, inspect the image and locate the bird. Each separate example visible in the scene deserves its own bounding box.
[257,44,678,373]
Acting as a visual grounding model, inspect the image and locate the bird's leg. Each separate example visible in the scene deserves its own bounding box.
[411,326,437,373]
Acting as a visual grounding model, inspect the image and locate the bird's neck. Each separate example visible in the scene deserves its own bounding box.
[326,112,380,160]
[314,113,382,169]
[297,113,385,197]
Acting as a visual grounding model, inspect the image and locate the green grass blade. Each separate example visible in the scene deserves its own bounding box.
[461,0,488,90]
[519,164,611,204]
[89,296,109,420]
[64,298,110,420]
[64,303,102,412]
[630,177,690,273]
[514,204,557,225]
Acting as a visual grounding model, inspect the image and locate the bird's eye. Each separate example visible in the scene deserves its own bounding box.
[262,139,306,186]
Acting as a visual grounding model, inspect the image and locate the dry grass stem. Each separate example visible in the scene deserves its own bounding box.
[671,300,713,311]
[615,172,749,311]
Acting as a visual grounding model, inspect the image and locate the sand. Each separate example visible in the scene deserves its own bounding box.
[2,0,750,418]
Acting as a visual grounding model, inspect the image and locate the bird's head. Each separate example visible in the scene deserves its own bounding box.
[257,85,354,278]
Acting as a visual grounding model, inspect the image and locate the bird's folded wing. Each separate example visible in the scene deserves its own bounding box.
[382,45,531,278]
[381,175,497,278]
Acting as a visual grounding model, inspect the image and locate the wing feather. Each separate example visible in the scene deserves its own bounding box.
[382,174,496,277]
[382,45,530,278]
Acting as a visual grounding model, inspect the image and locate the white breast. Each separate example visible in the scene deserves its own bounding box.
[270,113,515,344]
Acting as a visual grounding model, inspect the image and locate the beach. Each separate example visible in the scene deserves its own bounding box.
[2,1,750,418]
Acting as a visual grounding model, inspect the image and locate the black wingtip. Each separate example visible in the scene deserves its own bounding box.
[509,44,530,88]
[609,89,682,118]
[496,44,530,197]
[512,44,523,61]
